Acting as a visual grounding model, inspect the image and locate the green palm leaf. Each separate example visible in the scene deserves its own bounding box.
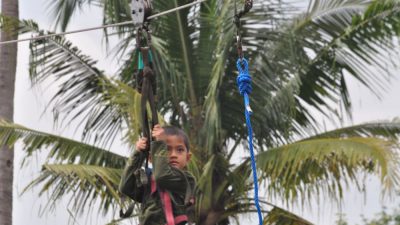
[0,14,40,35]
[264,206,314,225]
[46,0,132,32]
[256,136,399,204]
[23,164,123,214]
[307,120,400,140]
[0,119,126,167]
[16,19,148,148]
[260,0,400,130]
[28,31,119,147]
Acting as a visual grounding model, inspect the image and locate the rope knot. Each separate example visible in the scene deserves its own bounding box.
[236,58,252,96]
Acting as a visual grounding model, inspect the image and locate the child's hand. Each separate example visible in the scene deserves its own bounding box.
[152,124,166,141]
[135,137,148,152]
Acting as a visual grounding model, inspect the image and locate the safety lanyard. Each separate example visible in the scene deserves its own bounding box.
[133,1,159,167]
[233,1,263,225]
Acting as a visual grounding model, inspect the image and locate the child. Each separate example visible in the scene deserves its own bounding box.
[119,124,195,225]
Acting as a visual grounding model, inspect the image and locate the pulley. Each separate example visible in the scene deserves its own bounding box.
[131,0,153,26]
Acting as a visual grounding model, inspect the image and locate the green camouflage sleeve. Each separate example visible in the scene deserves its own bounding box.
[151,141,194,193]
[119,150,146,202]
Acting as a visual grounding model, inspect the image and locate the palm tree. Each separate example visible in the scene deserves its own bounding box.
[2,0,400,224]
[0,0,18,225]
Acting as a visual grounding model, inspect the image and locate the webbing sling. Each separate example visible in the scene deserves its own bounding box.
[136,27,159,168]
[150,176,189,225]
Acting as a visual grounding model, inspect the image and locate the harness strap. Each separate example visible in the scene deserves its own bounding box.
[174,215,189,224]
[161,190,175,225]
[160,190,189,225]
[150,175,189,225]
[119,195,135,218]
[150,175,157,194]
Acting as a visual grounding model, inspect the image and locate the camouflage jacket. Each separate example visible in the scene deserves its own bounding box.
[119,141,195,225]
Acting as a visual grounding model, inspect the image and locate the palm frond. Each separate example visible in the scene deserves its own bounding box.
[28,28,110,142]
[151,0,200,121]
[19,20,147,148]
[0,14,41,35]
[264,206,314,225]
[46,0,103,31]
[45,0,136,47]
[23,164,123,215]
[237,0,400,141]
[306,120,400,140]
[256,136,400,205]
[0,119,126,168]
[200,0,235,152]
[84,79,149,147]
[195,154,218,212]
[194,153,255,223]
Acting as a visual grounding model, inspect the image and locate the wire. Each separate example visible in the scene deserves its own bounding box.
[0,0,206,45]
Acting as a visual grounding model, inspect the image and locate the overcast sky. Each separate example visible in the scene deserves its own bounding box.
[6,1,400,225]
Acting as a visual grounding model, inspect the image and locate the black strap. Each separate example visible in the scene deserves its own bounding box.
[140,49,158,167]
[234,0,253,59]
[234,0,253,21]
[119,195,135,218]
[135,25,159,168]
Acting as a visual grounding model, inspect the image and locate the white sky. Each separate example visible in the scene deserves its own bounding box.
[7,0,400,225]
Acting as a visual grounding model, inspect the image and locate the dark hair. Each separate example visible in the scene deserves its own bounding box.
[163,126,190,152]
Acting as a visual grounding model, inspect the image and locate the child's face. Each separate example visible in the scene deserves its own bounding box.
[165,135,191,170]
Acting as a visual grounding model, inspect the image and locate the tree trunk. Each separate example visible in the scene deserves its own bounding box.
[201,210,223,225]
[0,0,18,224]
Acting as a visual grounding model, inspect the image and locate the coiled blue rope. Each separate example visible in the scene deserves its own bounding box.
[236,58,263,225]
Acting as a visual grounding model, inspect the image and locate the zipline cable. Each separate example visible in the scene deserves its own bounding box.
[0,0,206,45]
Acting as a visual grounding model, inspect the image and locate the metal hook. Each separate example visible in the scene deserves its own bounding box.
[131,0,153,26]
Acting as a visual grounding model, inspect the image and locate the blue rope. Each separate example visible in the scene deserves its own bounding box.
[236,58,263,225]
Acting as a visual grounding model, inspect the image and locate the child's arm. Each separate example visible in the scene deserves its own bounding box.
[119,138,147,202]
[151,141,194,193]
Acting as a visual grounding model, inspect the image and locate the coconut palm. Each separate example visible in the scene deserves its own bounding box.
[1,0,400,224]
[0,0,18,224]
